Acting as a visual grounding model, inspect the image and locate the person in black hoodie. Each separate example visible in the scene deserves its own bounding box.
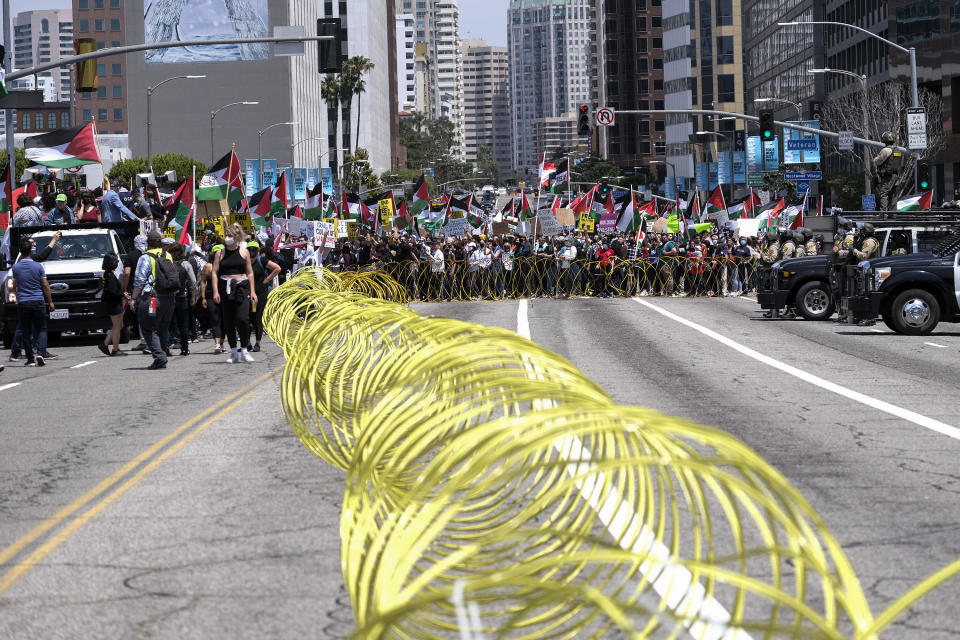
[98,252,127,356]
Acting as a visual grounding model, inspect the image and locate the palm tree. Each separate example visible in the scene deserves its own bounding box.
[321,74,340,174]
[345,56,375,153]
[338,61,357,154]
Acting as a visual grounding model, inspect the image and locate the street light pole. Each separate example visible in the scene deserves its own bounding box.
[147,75,206,172]
[210,100,259,165]
[810,68,871,195]
[780,20,920,189]
[257,121,297,190]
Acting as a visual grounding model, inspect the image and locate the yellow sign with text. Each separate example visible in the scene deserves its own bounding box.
[378,198,394,224]
[203,215,225,238]
[577,212,595,232]
[228,212,253,233]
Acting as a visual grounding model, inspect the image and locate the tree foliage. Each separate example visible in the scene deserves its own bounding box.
[762,163,799,202]
[0,148,30,184]
[343,147,381,194]
[379,167,437,196]
[475,145,502,185]
[107,153,208,187]
[821,82,944,201]
[826,170,866,210]
[573,157,622,185]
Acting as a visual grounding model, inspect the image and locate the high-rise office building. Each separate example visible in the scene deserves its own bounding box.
[396,13,416,112]
[72,0,128,134]
[663,0,745,192]
[507,0,592,173]
[13,10,73,103]
[591,0,666,175]
[461,39,511,169]
[395,0,462,152]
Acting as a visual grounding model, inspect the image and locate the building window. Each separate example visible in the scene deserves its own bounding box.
[61,112,70,127]
[111,40,121,47]
[717,74,736,102]
[48,112,56,128]
[637,38,648,53]
[98,108,108,120]
[41,19,49,33]
[112,85,122,98]
[112,63,122,75]
[638,78,649,95]
[82,109,93,122]
[110,0,120,7]
[654,141,666,155]
[639,120,650,135]
[636,17,646,32]
[22,113,30,130]
[95,18,105,31]
[78,19,89,32]
[97,41,105,49]
[110,19,121,31]
[97,86,107,98]
[95,0,104,7]
[652,37,662,49]
[654,120,665,132]
[716,0,733,26]
[81,91,91,99]
[113,108,123,121]
[79,0,88,8]
[97,63,106,77]
[717,36,734,64]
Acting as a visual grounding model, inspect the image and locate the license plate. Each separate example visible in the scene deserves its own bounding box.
[50,309,69,320]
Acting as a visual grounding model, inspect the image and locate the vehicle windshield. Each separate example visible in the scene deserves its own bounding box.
[36,234,113,260]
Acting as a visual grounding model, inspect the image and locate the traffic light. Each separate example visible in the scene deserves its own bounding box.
[598,181,611,198]
[74,38,98,93]
[317,18,342,73]
[918,162,930,190]
[759,109,775,140]
[578,104,591,136]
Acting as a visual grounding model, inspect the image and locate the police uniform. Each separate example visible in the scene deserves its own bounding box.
[805,239,817,255]
[853,235,880,261]
[779,239,796,260]
[873,134,904,211]
[794,244,806,258]
[761,239,780,266]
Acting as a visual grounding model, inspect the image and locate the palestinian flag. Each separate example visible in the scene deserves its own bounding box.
[519,193,534,221]
[757,198,785,231]
[303,183,324,220]
[688,192,702,223]
[0,67,7,100]
[343,191,362,220]
[704,186,726,219]
[248,187,273,228]
[24,123,101,168]
[324,195,338,219]
[164,177,195,232]
[394,200,413,231]
[500,197,517,223]
[538,152,556,188]
[551,195,561,214]
[421,202,447,231]
[467,195,485,228]
[790,190,809,230]
[0,165,10,214]
[197,151,243,206]
[409,175,430,218]
[616,190,639,232]
[551,168,569,194]
[896,191,933,212]
[817,195,824,217]
[270,173,288,217]
[290,204,303,219]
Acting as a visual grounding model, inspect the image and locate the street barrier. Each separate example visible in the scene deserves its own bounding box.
[264,267,960,639]
[339,256,766,301]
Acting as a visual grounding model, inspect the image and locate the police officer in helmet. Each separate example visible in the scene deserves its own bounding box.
[872,131,903,211]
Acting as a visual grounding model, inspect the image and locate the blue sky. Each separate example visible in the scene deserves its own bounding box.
[461,0,507,46]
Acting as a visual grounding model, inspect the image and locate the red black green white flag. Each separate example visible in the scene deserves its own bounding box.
[197,150,243,206]
[270,173,288,218]
[248,186,273,228]
[165,175,195,236]
[24,123,101,168]
[409,174,430,218]
[703,186,726,219]
[519,193,534,221]
[303,183,324,220]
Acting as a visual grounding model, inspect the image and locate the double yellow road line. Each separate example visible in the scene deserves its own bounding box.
[0,368,280,597]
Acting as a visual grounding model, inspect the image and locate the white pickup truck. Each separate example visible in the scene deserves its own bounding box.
[2,227,128,347]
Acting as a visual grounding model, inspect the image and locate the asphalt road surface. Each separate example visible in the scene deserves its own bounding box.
[2,296,959,638]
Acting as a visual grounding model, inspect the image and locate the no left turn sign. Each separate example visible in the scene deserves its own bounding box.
[595,107,615,127]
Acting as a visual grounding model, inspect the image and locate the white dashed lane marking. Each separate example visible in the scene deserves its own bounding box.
[0,383,22,392]
[70,361,98,369]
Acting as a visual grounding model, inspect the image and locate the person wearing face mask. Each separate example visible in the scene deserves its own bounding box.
[733,236,753,294]
[212,224,258,363]
[246,241,281,352]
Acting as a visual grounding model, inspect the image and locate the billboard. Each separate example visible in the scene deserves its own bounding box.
[144,0,270,64]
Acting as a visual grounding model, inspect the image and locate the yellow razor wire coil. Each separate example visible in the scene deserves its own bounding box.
[263,267,960,640]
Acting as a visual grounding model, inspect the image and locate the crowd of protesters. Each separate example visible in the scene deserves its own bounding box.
[282,224,777,301]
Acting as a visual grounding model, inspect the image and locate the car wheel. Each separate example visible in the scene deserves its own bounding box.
[794,281,834,320]
[881,310,897,333]
[889,289,940,335]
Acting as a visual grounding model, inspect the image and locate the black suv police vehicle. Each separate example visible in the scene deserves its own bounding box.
[842,231,960,334]
[757,213,960,321]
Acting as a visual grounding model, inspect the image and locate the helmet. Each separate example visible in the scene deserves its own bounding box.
[766,228,778,240]
[881,131,895,145]
[793,231,804,243]
[780,230,792,243]
[862,222,875,235]
[802,228,813,241]
[815,234,824,242]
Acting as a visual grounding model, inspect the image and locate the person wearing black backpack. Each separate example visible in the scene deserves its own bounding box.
[131,231,178,369]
